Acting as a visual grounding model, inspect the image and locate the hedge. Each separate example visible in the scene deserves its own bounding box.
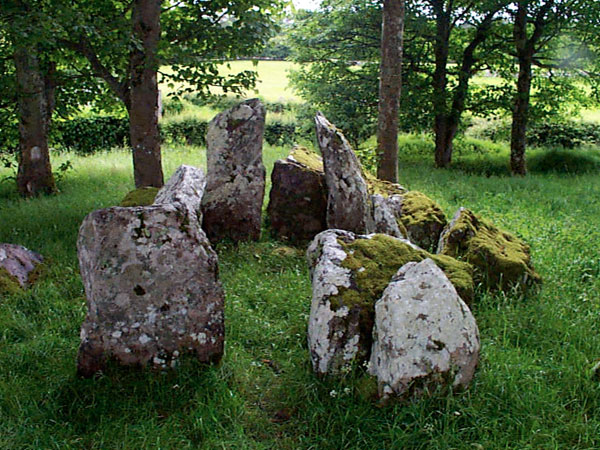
[50,115,299,154]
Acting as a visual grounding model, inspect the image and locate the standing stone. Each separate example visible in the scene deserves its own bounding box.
[202,99,266,242]
[267,147,327,242]
[369,259,480,400]
[77,205,224,377]
[0,243,43,292]
[154,164,206,221]
[314,112,374,234]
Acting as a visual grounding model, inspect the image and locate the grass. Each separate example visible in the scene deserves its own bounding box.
[1,138,600,448]
[160,60,301,103]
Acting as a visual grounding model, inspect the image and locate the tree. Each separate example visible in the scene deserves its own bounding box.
[509,0,579,175]
[54,0,282,187]
[289,0,510,168]
[377,0,405,182]
[428,0,508,168]
[1,3,56,196]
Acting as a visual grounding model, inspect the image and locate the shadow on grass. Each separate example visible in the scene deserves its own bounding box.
[51,359,228,434]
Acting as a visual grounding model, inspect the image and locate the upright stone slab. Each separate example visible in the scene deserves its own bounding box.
[314,112,373,234]
[202,99,266,242]
[154,164,206,221]
[369,259,480,400]
[306,230,474,376]
[0,243,43,294]
[77,205,224,377]
[267,147,327,242]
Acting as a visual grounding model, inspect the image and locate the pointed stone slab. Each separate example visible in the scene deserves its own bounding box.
[314,112,373,234]
[77,205,225,377]
[202,99,266,242]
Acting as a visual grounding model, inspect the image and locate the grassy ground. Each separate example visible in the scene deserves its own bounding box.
[1,139,600,448]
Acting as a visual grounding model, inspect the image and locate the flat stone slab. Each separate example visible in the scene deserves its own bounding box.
[267,147,327,242]
[306,230,474,376]
[77,205,224,377]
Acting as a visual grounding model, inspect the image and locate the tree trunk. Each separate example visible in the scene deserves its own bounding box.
[434,118,457,168]
[376,0,405,183]
[432,1,451,168]
[13,45,56,197]
[510,2,532,176]
[130,0,164,188]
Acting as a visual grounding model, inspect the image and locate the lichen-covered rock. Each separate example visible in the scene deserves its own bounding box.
[437,207,541,291]
[306,230,474,375]
[154,165,206,221]
[0,243,43,294]
[385,191,447,252]
[77,205,224,377]
[371,194,405,238]
[120,187,160,207]
[267,147,327,242]
[202,99,266,242]
[368,259,480,400]
[315,112,374,234]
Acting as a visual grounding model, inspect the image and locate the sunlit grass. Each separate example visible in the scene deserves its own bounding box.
[1,140,600,448]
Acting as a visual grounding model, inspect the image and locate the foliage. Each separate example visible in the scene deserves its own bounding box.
[55,117,130,154]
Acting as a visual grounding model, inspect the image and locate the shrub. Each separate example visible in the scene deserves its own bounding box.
[161,118,207,146]
[469,118,600,149]
[55,116,129,154]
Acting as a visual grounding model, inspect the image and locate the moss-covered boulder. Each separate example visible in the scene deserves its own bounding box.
[120,187,159,207]
[387,191,447,252]
[306,230,474,375]
[437,207,541,291]
[267,147,327,242]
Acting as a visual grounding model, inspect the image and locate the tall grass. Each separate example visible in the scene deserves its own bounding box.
[1,141,599,448]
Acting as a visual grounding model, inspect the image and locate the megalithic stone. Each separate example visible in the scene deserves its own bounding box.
[202,99,266,242]
[76,205,225,377]
[314,112,374,234]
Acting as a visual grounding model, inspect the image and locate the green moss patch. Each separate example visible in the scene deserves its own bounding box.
[119,187,160,207]
[364,171,406,197]
[326,234,474,365]
[398,191,446,228]
[0,267,23,296]
[440,209,541,291]
[395,191,447,252]
[289,146,324,172]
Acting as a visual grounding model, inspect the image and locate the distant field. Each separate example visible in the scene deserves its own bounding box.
[160,60,301,103]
